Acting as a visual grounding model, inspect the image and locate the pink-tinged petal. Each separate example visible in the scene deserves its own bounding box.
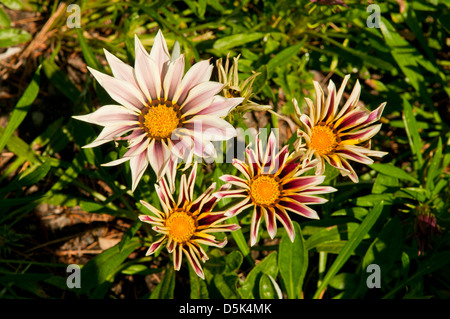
[177,174,189,207]
[164,155,179,193]
[265,207,277,239]
[138,214,163,225]
[325,154,351,174]
[261,131,278,168]
[322,79,336,123]
[278,156,301,179]
[268,145,289,175]
[299,114,313,136]
[130,151,149,192]
[87,67,146,113]
[301,186,337,195]
[123,137,150,158]
[219,175,248,189]
[139,200,165,218]
[335,79,361,119]
[82,124,139,148]
[340,157,359,183]
[147,139,171,181]
[180,81,224,116]
[184,245,205,279]
[304,98,315,122]
[245,147,260,177]
[214,188,248,199]
[279,199,320,220]
[175,60,213,105]
[73,105,138,126]
[351,102,386,131]
[195,96,243,117]
[163,54,185,101]
[282,175,325,191]
[275,207,295,243]
[183,115,237,141]
[335,108,370,132]
[149,30,171,75]
[134,35,162,101]
[225,198,253,217]
[193,234,228,248]
[145,236,167,256]
[289,194,328,205]
[173,244,183,271]
[204,223,240,233]
[169,129,195,162]
[250,205,263,246]
[334,75,351,115]
[335,148,374,165]
[232,158,251,181]
[101,156,131,167]
[166,237,175,253]
[103,49,140,91]
[187,162,198,201]
[197,211,228,226]
[340,124,382,145]
[313,80,325,123]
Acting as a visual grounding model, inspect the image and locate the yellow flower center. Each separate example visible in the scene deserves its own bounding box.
[309,124,338,156]
[165,211,196,244]
[140,102,180,139]
[249,175,281,207]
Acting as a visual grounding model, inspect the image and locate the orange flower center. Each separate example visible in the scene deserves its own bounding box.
[309,124,338,155]
[249,175,281,207]
[165,211,196,244]
[140,102,180,139]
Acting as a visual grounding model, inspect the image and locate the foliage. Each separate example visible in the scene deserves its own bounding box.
[0,0,449,300]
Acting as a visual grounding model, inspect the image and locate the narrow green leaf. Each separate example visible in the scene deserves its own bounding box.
[0,66,41,154]
[80,237,141,295]
[259,274,278,299]
[75,28,101,70]
[214,274,240,299]
[267,40,304,75]
[42,59,80,102]
[425,137,443,191]
[369,163,419,184]
[313,202,384,299]
[402,97,423,168]
[229,216,254,266]
[213,33,265,51]
[0,7,11,27]
[278,221,308,299]
[189,264,209,299]
[150,264,175,299]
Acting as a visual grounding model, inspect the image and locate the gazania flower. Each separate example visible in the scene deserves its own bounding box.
[293,75,387,183]
[73,30,243,191]
[138,163,240,279]
[215,132,336,246]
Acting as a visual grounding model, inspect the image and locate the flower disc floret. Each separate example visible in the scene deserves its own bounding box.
[249,175,281,207]
[165,211,196,244]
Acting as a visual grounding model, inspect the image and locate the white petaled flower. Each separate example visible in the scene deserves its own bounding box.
[73,30,243,191]
[293,75,388,183]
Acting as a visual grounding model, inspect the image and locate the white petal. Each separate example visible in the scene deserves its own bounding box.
[88,67,146,113]
[150,30,171,75]
[103,49,140,91]
[196,96,243,117]
[183,115,237,141]
[134,35,162,101]
[180,81,224,116]
[175,60,213,105]
[72,105,139,126]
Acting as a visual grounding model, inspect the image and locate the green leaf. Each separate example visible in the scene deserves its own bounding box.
[266,40,304,75]
[42,59,81,103]
[75,28,102,70]
[402,98,423,168]
[150,264,175,299]
[259,274,280,299]
[425,137,443,191]
[80,237,141,296]
[0,7,11,28]
[278,221,308,299]
[238,251,278,299]
[228,216,254,266]
[214,274,240,299]
[0,66,41,154]
[0,0,23,10]
[118,221,141,252]
[313,202,384,298]
[189,264,209,299]
[369,163,419,184]
[0,28,31,47]
[213,33,265,51]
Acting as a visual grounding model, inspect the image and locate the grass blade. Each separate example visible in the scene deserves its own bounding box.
[313,202,384,299]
